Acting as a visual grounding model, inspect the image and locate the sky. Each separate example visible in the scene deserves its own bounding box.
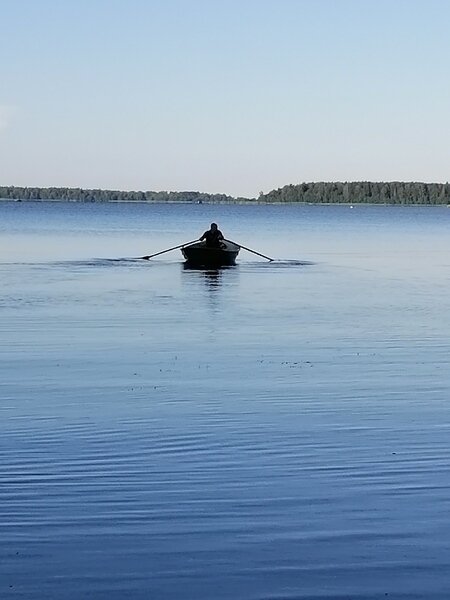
[1,0,449,197]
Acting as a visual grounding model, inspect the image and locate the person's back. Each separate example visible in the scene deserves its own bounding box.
[200,223,224,248]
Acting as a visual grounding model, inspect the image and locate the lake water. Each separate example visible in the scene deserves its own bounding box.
[1,201,450,599]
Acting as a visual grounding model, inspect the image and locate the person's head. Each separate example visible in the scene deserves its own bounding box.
[210,223,218,231]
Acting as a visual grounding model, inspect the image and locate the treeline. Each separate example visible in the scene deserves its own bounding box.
[1,182,450,204]
[259,181,450,204]
[0,186,242,203]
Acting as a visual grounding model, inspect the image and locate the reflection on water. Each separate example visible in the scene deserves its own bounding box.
[183,263,226,279]
[199,268,224,301]
[182,264,240,320]
[182,264,237,289]
[1,202,450,600]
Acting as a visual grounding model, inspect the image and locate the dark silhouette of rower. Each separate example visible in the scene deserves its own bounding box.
[200,223,225,248]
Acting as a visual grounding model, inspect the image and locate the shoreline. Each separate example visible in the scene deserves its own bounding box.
[1,198,449,207]
[2,182,448,206]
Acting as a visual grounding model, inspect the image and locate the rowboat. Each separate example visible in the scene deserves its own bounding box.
[181,240,240,267]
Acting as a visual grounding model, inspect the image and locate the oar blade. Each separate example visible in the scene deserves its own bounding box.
[141,239,198,260]
[224,239,274,262]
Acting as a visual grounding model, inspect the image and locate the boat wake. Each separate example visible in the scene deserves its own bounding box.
[1,258,315,273]
[243,259,315,269]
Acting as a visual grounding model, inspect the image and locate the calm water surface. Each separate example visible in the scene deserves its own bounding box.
[1,201,450,599]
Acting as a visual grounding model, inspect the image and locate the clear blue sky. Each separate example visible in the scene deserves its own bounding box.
[1,0,449,197]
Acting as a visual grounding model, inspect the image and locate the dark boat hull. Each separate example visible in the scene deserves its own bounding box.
[182,241,240,267]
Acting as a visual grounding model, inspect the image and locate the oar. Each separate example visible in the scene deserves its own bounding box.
[225,239,274,262]
[141,239,198,260]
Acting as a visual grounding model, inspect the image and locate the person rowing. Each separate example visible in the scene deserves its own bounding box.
[199,223,225,248]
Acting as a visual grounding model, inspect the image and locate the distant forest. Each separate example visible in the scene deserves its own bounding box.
[0,187,238,204]
[260,182,450,204]
[1,182,449,204]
